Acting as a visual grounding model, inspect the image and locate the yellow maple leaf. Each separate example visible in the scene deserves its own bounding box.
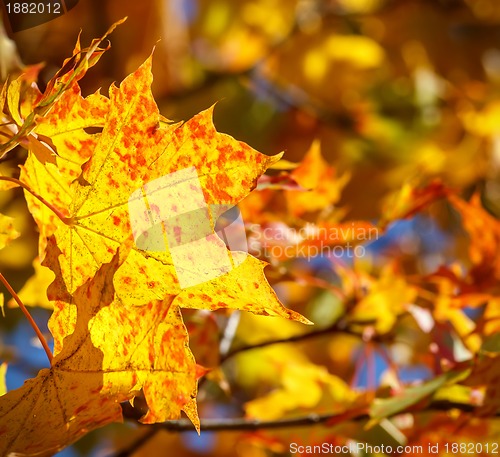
[4,64,43,128]
[9,257,54,310]
[325,35,385,68]
[348,263,417,334]
[431,275,483,353]
[460,100,500,138]
[0,213,19,250]
[21,56,307,329]
[0,363,5,397]
[0,255,127,457]
[245,359,356,420]
[0,250,198,456]
[20,85,109,255]
[484,298,500,336]
[3,33,310,455]
[380,180,448,228]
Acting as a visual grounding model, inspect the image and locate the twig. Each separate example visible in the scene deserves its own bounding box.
[114,399,500,457]
[112,413,360,457]
[155,408,369,433]
[0,176,72,225]
[219,321,385,364]
[124,401,500,437]
[0,272,53,364]
[111,428,159,457]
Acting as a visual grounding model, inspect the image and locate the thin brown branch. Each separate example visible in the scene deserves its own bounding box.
[123,401,499,436]
[111,428,159,457]
[0,176,72,225]
[116,398,500,457]
[0,272,53,364]
[157,408,369,433]
[219,321,384,364]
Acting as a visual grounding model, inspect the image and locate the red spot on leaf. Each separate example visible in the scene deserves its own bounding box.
[74,405,88,415]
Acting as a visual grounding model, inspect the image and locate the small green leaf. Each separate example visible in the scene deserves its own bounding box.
[370,372,456,420]
[481,334,500,353]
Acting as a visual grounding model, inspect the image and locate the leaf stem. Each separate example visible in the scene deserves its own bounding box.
[116,407,368,456]
[0,272,54,364]
[0,176,72,225]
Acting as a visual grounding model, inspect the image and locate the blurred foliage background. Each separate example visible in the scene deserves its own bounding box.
[1,0,500,455]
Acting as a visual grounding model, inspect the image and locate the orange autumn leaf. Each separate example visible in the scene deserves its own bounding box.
[0,367,121,457]
[239,187,280,224]
[0,20,121,157]
[183,310,221,370]
[431,275,483,353]
[285,140,350,217]
[405,413,499,455]
[448,193,500,283]
[26,134,57,166]
[51,247,199,422]
[239,142,351,225]
[380,180,449,228]
[464,353,500,417]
